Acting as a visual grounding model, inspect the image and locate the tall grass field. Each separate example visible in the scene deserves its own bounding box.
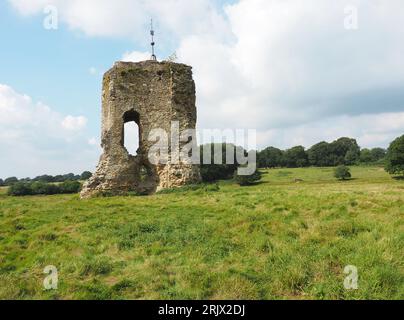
[0,166,402,300]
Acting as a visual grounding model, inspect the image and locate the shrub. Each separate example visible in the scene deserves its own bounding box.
[200,164,237,182]
[334,165,351,181]
[8,181,82,196]
[199,143,246,182]
[31,181,60,195]
[7,182,33,196]
[59,181,82,194]
[234,169,262,186]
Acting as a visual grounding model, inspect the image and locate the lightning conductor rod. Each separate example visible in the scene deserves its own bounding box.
[150,19,157,61]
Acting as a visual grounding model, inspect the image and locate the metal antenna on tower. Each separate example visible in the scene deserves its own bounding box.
[150,19,157,61]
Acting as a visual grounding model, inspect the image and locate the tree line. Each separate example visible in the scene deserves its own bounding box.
[0,171,92,187]
[2,134,403,195]
[7,180,82,196]
[257,137,387,169]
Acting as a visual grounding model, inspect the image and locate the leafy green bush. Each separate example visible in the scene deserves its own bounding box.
[31,181,60,195]
[59,180,82,194]
[334,165,352,180]
[200,164,236,182]
[7,182,33,196]
[234,169,262,186]
[199,143,246,182]
[7,180,82,196]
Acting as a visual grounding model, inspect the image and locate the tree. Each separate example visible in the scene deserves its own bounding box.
[4,177,19,186]
[199,143,245,182]
[370,148,386,162]
[0,179,4,187]
[385,135,404,176]
[234,169,262,186]
[283,146,308,168]
[360,148,386,164]
[80,171,93,180]
[360,148,373,163]
[62,173,78,181]
[330,137,360,165]
[334,165,352,180]
[257,147,283,168]
[53,175,65,183]
[33,175,54,183]
[345,147,360,165]
[308,142,333,166]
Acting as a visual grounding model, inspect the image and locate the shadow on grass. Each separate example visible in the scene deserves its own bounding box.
[392,176,404,181]
[236,181,268,187]
[336,178,358,182]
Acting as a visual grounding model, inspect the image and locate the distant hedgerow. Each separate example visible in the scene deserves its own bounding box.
[59,181,82,194]
[7,182,33,196]
[7,180,82,196]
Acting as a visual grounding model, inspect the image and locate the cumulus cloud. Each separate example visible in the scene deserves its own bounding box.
[7,0,231,43]
[177,0,404,131]
[257,112,404,150]
[0,84,98,178]
[121,51,151,62]
[62,115,88,131]
[176,0,404,150]
[7,0,404,151]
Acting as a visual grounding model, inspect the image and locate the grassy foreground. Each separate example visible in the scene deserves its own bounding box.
[0,166,403,300]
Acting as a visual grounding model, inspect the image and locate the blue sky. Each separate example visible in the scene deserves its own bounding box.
[1,0,403,178]
[1,1,138,135]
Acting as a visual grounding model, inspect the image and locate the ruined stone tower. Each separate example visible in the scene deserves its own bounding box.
[80,60,201,198]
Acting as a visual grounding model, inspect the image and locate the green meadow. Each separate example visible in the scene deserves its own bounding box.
[0,166,402,300]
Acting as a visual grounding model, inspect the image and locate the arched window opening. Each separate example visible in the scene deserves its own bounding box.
[123,110,140,156]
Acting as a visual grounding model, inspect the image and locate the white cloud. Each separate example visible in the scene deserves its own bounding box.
[174,0,404,151]
[8,0,50,15]
[7,0,404,152]
[121,51,151,62]
[0,84,98,178]
[88,137,98,146]
[62,115,88,131]
[177,0,404,132]
[257,112,404,150]
[7,0,231,42]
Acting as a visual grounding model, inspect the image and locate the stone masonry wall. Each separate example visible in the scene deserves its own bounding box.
[80,60,201,198]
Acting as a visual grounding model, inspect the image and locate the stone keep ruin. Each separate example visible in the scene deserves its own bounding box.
[80,60,201,198]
